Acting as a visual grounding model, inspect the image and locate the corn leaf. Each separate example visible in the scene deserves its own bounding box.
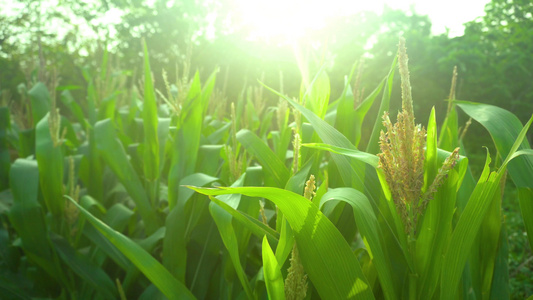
[456,101,533,188]
[458,102,533,251]
[518,187,533,251]
[94,119,158,233]
[8,159,69,288]
[262,236,286,300]
[209,201,256,299]
[440,150,497,300]
[441,114,532,299]
[208,195,279,242]
[237,129,289,187]
[302,143,379,167]
[319,187,398,300]
[163,173,218,282]
[51,233,117,299]
[35,114,64,215]
[0,107,10,191]
[67,196,196,300]
[262,84,365,190]
[28,82,51,124]
[305,70,330,119]
[168,72,204,209]
[366,56,397,155]
[142,41,160,181]
[190,186,375,300]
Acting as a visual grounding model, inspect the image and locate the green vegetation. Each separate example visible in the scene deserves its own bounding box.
[1,0,532,299]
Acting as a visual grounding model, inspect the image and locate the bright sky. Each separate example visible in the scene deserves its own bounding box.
[1,0,490,50]
[234,0,490,40]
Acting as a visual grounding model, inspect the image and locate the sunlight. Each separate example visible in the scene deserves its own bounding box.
[232,0,490,41]
[233,0,381,41]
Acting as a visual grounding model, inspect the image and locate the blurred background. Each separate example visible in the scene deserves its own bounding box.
[1,0,532,123]
[2,0,533,168]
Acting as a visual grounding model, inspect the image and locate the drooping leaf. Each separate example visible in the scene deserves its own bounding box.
[320,187,398,300]
[67,196,196,300]
[190,186,375,300]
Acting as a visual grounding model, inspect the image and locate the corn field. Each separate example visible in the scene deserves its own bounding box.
[1,38,532,300]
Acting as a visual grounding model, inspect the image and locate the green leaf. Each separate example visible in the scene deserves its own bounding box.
[8,159,70,288]
[8,159,49,258]
[423,107,438,194]
[478,180,504,297]
[168,73,205,209]
[163,173,218,282]
[366,56,397,154]
[28,82,51,124]
[440,149,497,300]
[83,224,130,270]
[237,129,289,187]
[275,216,294,267]
[94,119,158,233]
[457,102,533,250]
[191,186,375,300]
[437,105,459,151]
[200,68,218,115]
[518,187,533,251]
[489,227,509,299]
[305,70,330,119]
[67,196,196,300]
[142,41,160,181]
[263,84,366,190]
[351,75,386,148]
[209,201,256,300]
[262,236,286,300]
[319,188,398,300]
[60,90,87,129]
[438,125,533,300]
[457,101,533,188]
[17,128,35,158]
[0,107,10,191]
[208,195,279,242]
[302,143,379,167]
[51,233,117,299]
[35,114,64,215]
[415,156,468,300]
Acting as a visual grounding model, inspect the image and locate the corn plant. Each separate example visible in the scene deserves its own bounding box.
[1,37,532,300]
[193,38,533,300]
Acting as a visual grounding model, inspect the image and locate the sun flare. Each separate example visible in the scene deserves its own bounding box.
[233,0,381,41]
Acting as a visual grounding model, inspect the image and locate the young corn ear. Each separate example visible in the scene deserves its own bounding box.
[446,66,458,114]
[48,93,66,148]
[292,131,302,175]
[352,59,365,108]
[259,199,268,225]
[285,245,307,300]
[65,156,80,227]
[303,174,316,200]
[277,99,289,131]
[226,145,242,183]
